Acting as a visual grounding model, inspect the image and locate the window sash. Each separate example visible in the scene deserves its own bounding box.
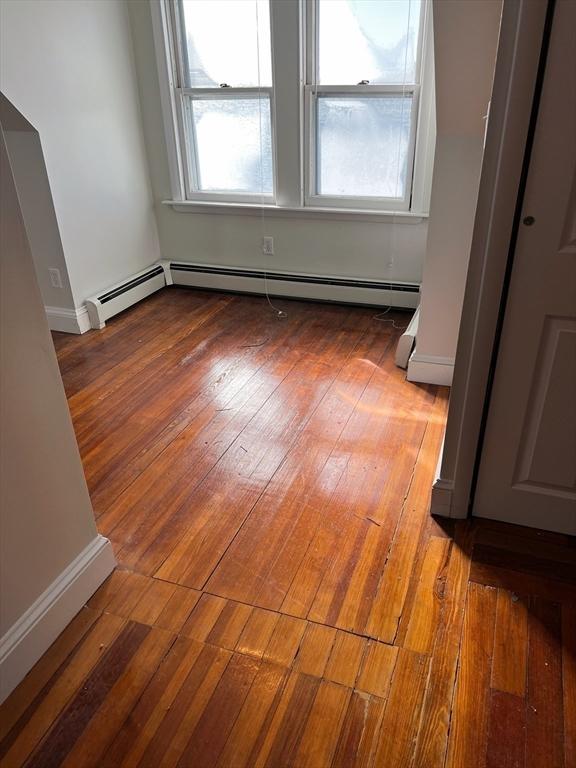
[306,0,425,88]
[304,84,420,211]
[177,88,276,202]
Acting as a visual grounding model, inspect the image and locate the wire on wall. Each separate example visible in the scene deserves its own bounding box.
[372,0,416,332]
[255,0,287,319]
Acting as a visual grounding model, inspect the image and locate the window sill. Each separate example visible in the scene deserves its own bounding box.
[162,199,427,224]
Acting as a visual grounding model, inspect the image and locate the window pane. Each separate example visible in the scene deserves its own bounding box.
[189,97,273,194]
[181,0,272,87]
[318,0,421,85]
[316,96,412,198]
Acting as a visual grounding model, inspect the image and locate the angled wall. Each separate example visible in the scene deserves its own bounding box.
[408,0,502,385]
[0,0,160,330]
[0,102,115,701]
[1,95,81,330]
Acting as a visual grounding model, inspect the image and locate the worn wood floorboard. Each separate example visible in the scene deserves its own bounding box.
[1,289,573,767]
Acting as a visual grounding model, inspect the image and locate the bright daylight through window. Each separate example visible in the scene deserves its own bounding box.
[179,0,273,197]
[161,0,428,212]
[313,0,421,206]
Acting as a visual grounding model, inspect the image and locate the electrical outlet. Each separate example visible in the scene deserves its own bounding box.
[48,268,63,288]
[262,236,274,256]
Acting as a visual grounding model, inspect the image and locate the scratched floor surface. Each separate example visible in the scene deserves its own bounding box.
[1,289,574,767]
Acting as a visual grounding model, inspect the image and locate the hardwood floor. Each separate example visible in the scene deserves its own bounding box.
[1,288,574,767]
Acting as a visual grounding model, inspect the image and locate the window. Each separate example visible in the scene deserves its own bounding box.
[158,0,432,214]
[171,0,274,201]
[307,0,423,210]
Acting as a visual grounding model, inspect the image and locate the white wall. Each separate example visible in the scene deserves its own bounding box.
[4,128,76,312]
[0,0,160,315]
[1,111,114,700]
[432,0,551,520]
[156,210,428,283]
[127,0,429,285]
[408,0,502,386]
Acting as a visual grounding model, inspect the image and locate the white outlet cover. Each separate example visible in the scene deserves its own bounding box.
[48,268,63,289]
[262,237,274,255]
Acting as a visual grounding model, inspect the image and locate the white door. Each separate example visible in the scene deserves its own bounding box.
[473,0,576,535]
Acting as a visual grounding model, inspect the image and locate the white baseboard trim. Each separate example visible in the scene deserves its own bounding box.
[0,534,115,703]
[407,353,455,386]
[45,305,91,335]
[170,262,420,310]
[430,432,460,519]
[431,477,455,517]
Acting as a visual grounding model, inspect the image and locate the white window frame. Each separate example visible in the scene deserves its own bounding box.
[304,0,425,212]
[152,0,435,219]
[167,0,277,204]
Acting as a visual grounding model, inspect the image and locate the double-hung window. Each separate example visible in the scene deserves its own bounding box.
[158,0,431,215]
[306,0,423,211]
[170,0,275,202]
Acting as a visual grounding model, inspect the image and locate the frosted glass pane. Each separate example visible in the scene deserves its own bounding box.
[317,96,412,198]
[318,0,421,84]
[190,97,273,194]
[181,0,272,87]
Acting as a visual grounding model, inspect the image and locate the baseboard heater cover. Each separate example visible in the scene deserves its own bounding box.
[395,306,420,368]
[85,261,172,329]
[170,263,420,309]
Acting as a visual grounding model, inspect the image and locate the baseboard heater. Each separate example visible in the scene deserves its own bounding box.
[395,306,420,368]
[85,261,172,329]
[170,262,420,309]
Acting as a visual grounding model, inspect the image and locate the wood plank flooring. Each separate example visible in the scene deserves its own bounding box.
[1,288,574,767]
